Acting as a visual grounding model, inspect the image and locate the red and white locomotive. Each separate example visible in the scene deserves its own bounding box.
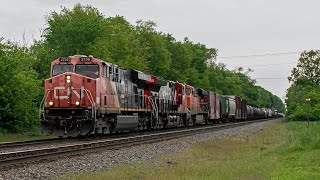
[40,55,279,137]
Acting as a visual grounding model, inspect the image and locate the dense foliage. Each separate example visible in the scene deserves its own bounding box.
[0,4,284,132]
[0,39,40,132]
[286,50,320,121]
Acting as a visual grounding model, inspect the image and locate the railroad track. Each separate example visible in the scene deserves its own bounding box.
[0,128,200,152]
[0,119,277,170]
[0,137,74,149]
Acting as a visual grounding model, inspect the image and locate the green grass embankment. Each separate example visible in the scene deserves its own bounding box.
[66,120,320,180]
[0,129,55,142]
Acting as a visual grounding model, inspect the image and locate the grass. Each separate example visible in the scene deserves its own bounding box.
[0,130,55,142]
[64,121,320,180]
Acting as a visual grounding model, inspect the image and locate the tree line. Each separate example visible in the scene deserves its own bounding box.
[0,4,285,133]
[286,50,320,121]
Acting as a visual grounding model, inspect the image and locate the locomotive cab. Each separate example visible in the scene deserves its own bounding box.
[40,55,101,137]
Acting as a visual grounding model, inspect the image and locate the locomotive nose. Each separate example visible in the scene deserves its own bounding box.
[45,73,96,108]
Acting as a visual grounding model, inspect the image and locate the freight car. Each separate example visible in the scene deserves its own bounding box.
[40,55,279,137]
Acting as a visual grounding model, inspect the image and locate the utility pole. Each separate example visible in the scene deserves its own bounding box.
[306,98,311,127]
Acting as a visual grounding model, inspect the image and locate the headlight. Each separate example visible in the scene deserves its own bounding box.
[75,101,80,106]
[49,101,54,106]
[66,76,71,83]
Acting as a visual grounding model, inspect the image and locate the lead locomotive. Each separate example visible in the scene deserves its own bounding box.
[40,55,280,137]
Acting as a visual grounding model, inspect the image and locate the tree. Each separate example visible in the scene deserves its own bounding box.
[135,20,171,77]
[44,4,106,57]
[288,50,320,84]
[0,40,40,132]
[166,39,193,82]
[88,16,149,72]
[30,40,51,80]
[207,64,243,95]
[286,50,320,121]
[286,81,320,121]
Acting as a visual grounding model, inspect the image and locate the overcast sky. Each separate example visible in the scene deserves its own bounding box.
[1,0,319,101]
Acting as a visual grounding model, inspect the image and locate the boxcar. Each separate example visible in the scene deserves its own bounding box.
[198,89,220,123]
[241,98,247,120]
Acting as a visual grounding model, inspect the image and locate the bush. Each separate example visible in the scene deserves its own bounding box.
[0,40,40,132]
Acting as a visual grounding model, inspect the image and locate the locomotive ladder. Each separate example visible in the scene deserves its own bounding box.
[39,89,52,119]
[187,108,192,126]
[149,97,159,128]
[124,82,129,112]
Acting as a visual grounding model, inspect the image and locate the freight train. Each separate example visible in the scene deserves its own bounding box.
[40,55,281,137]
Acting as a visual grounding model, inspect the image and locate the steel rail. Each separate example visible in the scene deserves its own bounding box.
[0,119,280,170]
[0,138,74,149]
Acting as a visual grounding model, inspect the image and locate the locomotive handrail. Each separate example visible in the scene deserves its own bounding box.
[83,89,96,119]
[150,97,159,121]
[154,97,161,118]
[39,89,52,119]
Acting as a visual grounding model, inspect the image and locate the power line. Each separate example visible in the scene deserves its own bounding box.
[255,78,287,79]
[227,62,296,68]
[218,51,302,59]
[223,77,287,80]
[257,81,288,82]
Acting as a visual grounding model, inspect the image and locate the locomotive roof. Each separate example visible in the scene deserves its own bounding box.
[68,55,115,67]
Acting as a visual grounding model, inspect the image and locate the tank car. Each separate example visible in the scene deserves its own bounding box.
[246,105,254,120]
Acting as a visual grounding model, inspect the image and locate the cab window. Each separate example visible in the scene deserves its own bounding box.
[52,64,73,77]
[178,87,181,93]
[185,88,191,96]
[75,64,99,78]
[102,64,107,77]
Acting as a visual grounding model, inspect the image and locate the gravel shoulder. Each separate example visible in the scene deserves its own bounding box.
[0,119,281,180]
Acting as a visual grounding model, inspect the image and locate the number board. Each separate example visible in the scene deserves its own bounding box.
[59,57,69,62]
[80,57,91,62]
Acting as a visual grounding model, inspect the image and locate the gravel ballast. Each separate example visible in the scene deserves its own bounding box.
[0,119,281,179]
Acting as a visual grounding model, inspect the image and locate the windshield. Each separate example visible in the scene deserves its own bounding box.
[52,64,73,76]
[185,88,191,96]
[75,64,99,78]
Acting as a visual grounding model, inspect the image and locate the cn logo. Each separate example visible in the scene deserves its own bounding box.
[54,86,85,100]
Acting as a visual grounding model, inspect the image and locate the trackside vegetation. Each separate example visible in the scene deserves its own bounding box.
[0,4,284,133]
[286,50,320,121]
[0,132,54,143]
[66,121,320,180]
